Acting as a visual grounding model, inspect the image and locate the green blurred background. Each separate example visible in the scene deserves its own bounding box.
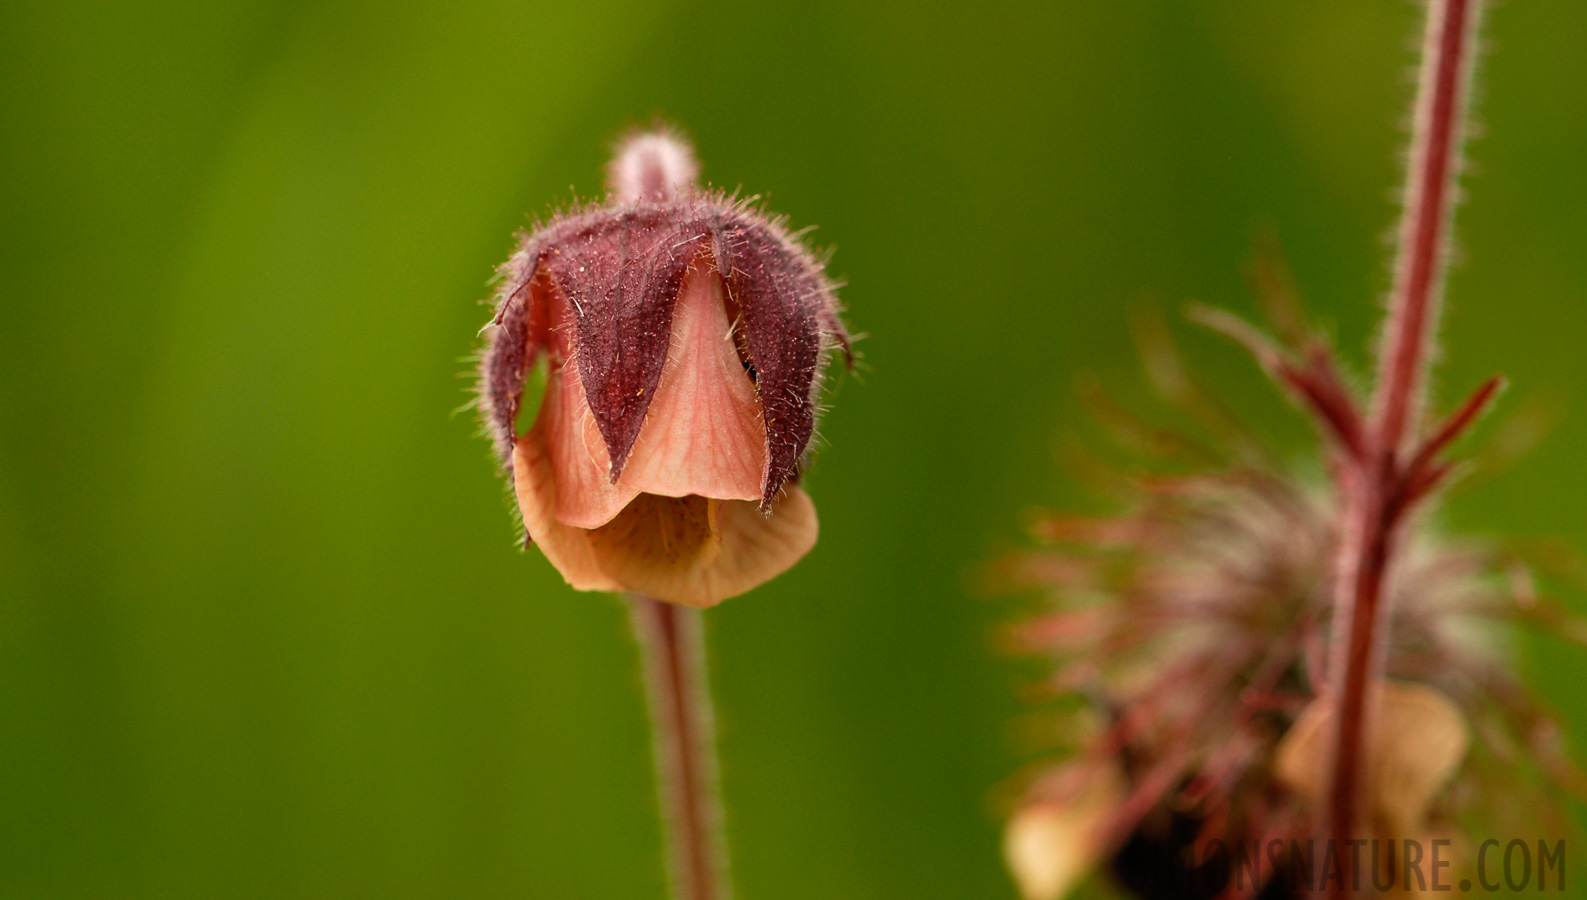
[3,1,1586,897]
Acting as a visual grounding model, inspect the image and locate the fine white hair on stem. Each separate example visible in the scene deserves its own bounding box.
[610,129,700,203]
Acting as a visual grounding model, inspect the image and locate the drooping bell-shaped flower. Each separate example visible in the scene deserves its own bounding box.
[478,129,850,608]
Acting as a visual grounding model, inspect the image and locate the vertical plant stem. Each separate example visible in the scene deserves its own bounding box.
[1325,470,1392,896]
[1326,0,1480,895]
[628,594,731,900]
[1373,0,1479,451]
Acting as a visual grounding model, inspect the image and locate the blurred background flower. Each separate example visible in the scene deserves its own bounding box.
[3,2,1586,897]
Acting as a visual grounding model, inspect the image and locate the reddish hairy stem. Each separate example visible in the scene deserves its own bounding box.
[628,595,732,900]
[1325,474,1392,895]
[1373,0,1478,456]
[1326,0,1480,895]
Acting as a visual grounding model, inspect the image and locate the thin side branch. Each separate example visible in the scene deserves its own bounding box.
[1187,304,1366,457]
[1402,375,1505,488]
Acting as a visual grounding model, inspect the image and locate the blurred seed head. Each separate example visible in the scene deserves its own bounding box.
[994,295,1584,898]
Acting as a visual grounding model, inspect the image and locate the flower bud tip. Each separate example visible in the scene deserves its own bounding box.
[609,129,699,204]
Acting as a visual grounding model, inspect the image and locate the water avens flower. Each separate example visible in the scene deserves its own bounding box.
[478,130,850,608]
[474,129,855,900]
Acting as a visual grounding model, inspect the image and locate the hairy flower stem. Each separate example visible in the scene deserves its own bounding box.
[1326,0,1480,893]
[628,595,732,900]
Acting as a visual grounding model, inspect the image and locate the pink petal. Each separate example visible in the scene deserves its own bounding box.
[587,487,819,608]
[618,261,766,502]
[511,429,620,593]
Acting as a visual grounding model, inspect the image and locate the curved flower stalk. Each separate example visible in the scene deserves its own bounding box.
[476,129,852,900]
[997,3,1587,895]
[479,129,850,609]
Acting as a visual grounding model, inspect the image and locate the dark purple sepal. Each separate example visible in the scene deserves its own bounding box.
[546,207,710,481]
[480,242,550,467]
[482,196,848,508]
[709,210,836,508]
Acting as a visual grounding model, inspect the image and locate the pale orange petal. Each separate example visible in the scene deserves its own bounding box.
[539,282,640,529]
[1004,766,1124,900]
[1367,682,1469,836]
[1005,807,1087,900]
[619,262,766,502]
[1275,681,1469,836]
[511,429,620,593]
[587,486,818,608]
